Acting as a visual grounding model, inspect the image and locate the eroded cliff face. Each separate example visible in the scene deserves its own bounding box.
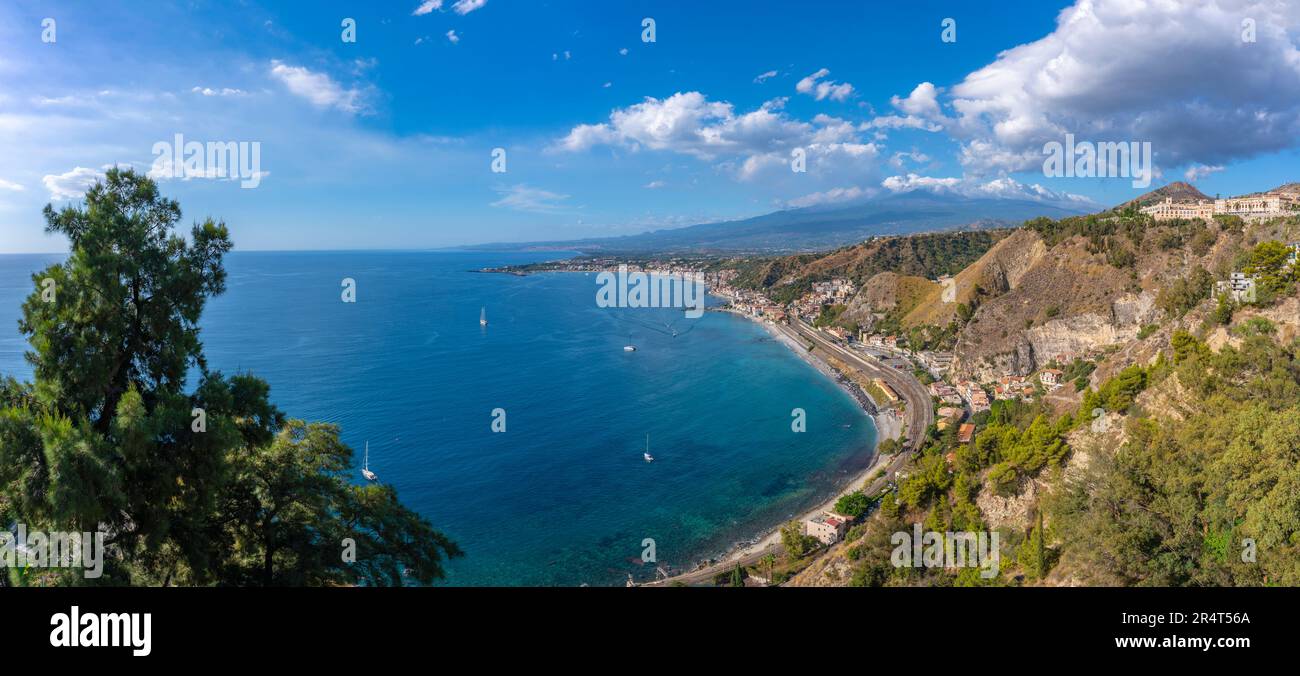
[954,294,1160,381]
[950,235,1160,380]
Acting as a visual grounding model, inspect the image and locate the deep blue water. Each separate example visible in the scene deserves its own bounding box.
[0,251,874,586]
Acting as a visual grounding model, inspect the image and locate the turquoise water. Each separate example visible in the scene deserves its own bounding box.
[0,251,875,586]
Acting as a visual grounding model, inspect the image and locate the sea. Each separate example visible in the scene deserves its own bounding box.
[0,250,875,586]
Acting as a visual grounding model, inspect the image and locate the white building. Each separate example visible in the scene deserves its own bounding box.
[1216,272,1257,303]
[804,512,849,545]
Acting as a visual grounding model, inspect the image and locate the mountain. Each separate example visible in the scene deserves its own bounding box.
[1116,180,1211,210]
[469,189,1094,255]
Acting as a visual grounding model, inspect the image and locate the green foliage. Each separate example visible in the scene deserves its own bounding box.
[1241,240,1299,301]
[780,520,819,559]
[1081,365,1149,416]
[1048,332,1300,585]
[813,303,847,327]
[1234,317,1276,337]
[730,231,1005,301]
[898,453,953,509]
[1016,519,1054,582]
[834,491,873,518]
[878,491,900,519]
[876,437,901,456]
[1213,294,1235,325]
[0,169,460,586]
[1156,265,1213,318]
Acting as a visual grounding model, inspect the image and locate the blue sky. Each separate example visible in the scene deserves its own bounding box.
[1,0,1299,252]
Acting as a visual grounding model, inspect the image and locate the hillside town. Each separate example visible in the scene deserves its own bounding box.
[1139,185,1300,222]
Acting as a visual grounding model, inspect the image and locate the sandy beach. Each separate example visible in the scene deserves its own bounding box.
[704,308,903,566]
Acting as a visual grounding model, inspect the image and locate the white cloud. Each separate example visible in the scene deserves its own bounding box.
[446,30,460,44]
[557,91,880,183]
[619,48,629,56]
[1184,164,1225,182]
[644,180,666,189]
[603,82,612,88]
[753,70,778,84]
[0,178,24,192]
[490,184,570,213]
[881,173,1096,206]
[892,82,942,117]
[889,150,931,168]
[452,0,487,15]
[269,60,363,113]
[412,1,442,15]
[868,114,942,132]
[795,68,854,102]
[868,82,948,133]
[43,167,104,200]
[946,0,1300,175]
[785,185,874,208]
[191,86,245,97]
[881,174,963,193]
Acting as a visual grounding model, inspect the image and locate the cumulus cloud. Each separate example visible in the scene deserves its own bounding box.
[868,82,947,133]
[43,167,104,200]
[269,60,363,113]
[490,184,570,213]
[412,1,442,15]
[795,68,854,102]
[945,0,1300,176]
[451,0,487,15]
[753,70,778,83]
[0,178,24,192]
[446,30,460,44]
[556,91,879,182]
[1184,164,1225,181]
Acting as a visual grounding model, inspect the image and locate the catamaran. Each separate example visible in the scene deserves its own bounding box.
[479,307,488,326]
[362,442,378,482]
[643,433,654,463]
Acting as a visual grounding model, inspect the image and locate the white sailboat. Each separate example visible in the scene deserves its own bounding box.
[623,333,636,351]
[643,433,654,463]
[361,442,378,482]
[479,307,488,326]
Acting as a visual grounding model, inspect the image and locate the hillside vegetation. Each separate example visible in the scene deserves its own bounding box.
[778,186,1300,588]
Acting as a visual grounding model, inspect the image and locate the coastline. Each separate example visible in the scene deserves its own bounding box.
[484,265,902,580]
[697,308,902,569]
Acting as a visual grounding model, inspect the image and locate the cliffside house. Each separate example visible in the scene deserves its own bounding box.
[1215,272,1257,303]
[1039,369,1064,389]
[804,512,849,545]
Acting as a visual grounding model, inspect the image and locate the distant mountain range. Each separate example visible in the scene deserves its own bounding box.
[468,189,1096,255]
